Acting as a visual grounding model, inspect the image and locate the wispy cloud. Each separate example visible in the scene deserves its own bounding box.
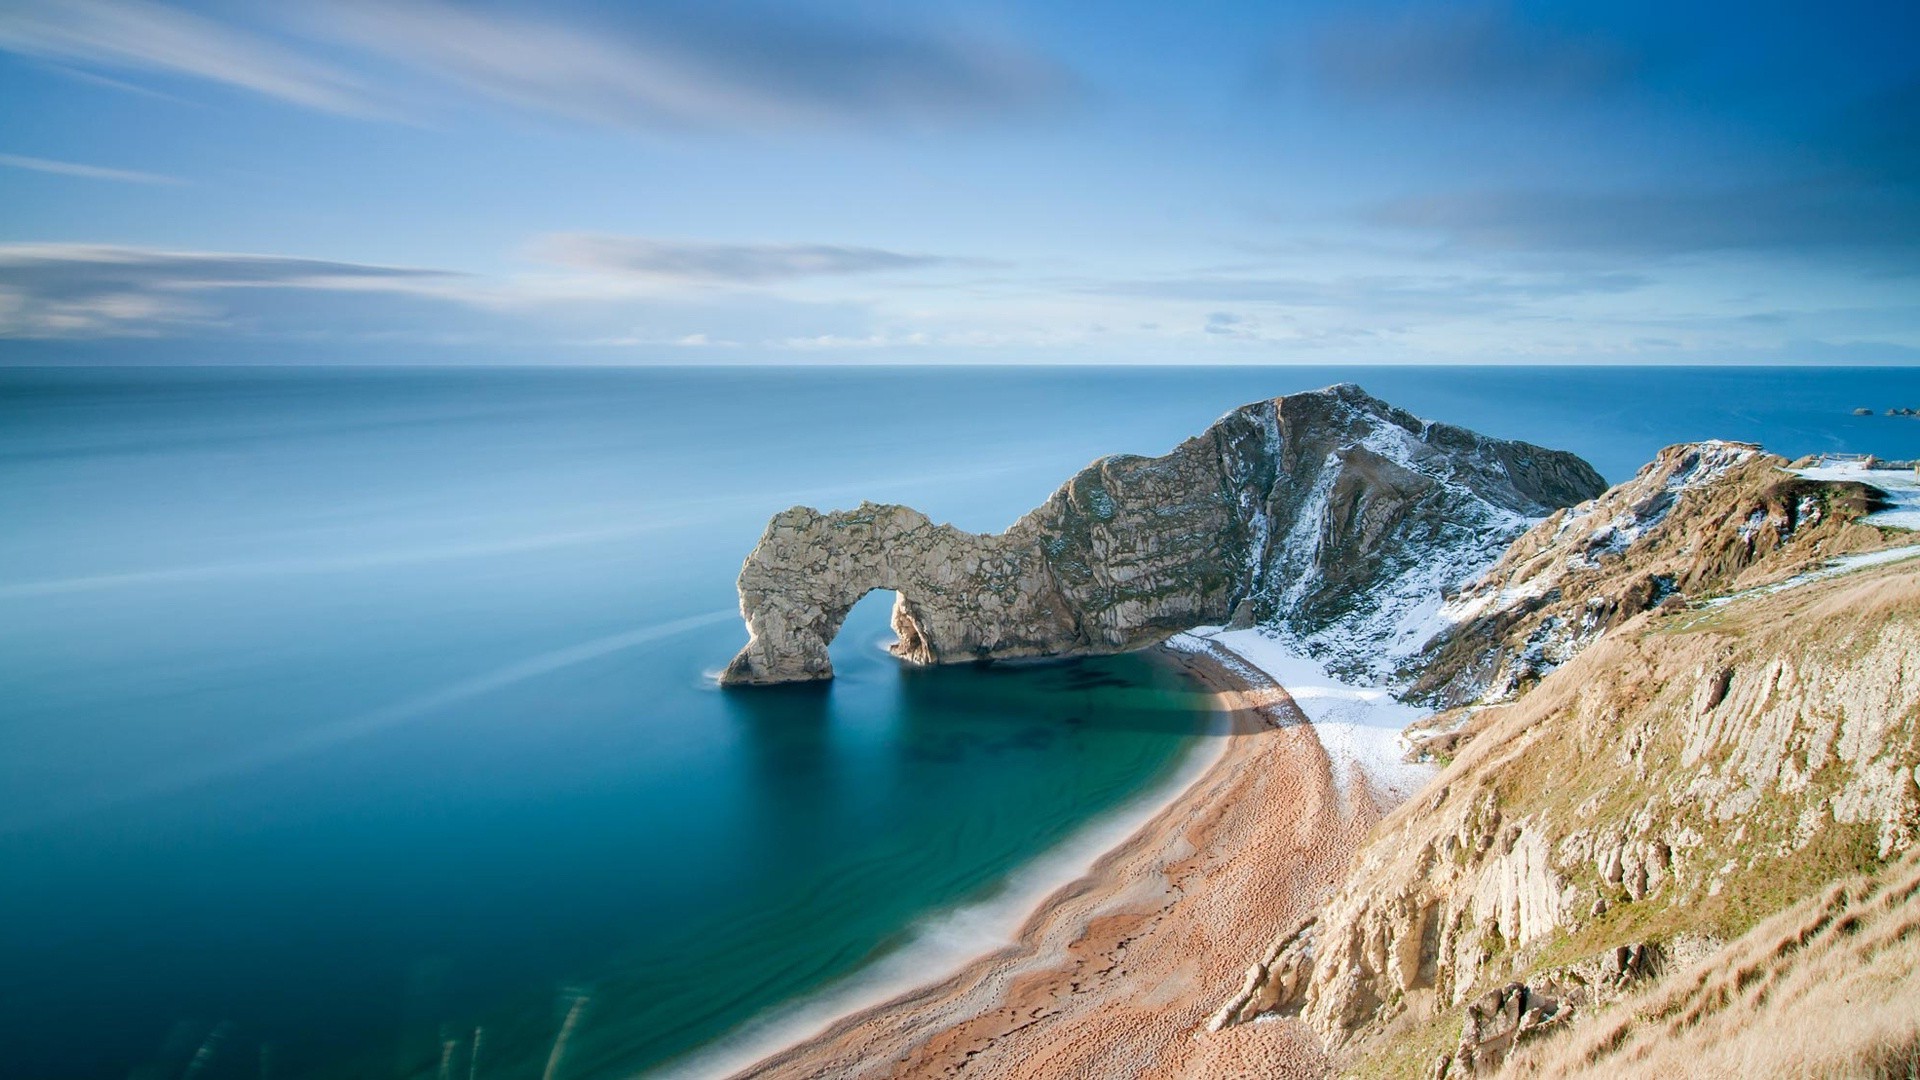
[0,152,182,185]
[1086,269,1648,313]
[0,0,373,114]
[0,243,458,337]
[534,234,982,285]
[0,241,908,350]
[310,0,1074,131]
[1203,311,1256,338]
[0,0,1072,132]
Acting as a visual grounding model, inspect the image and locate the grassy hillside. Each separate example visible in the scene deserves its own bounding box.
[1211,449,1920,1078]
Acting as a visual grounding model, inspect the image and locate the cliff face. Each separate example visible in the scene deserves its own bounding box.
[720,385,1606,686]
[1212,454,1920,1077]
[715,386,1920,1072]
[1404,441,1892,710]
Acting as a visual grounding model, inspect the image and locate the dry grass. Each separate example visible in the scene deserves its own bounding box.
[1335,565,1920,1077]
[1497,846,1920,1079]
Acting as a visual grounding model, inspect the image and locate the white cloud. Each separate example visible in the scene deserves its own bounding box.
[0,152,182,185]
[310,0,1072,131]
[0,1,1071,133]
[0,243,458,337]
[0,0,374,114]
[532,234,975,285]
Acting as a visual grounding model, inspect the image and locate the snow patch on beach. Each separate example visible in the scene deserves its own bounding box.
[1171,627,1435,802]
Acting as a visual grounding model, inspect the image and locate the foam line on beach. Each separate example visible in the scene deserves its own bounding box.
[653,691,1232,1080]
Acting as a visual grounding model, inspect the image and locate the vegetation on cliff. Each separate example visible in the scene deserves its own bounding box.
[718,385,1918,1077]
[1216,445,1920,1078]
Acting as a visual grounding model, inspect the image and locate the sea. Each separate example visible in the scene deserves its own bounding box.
[3,365,1917,1079]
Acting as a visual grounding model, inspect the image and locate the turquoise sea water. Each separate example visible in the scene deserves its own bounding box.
[3,365,1918,1079]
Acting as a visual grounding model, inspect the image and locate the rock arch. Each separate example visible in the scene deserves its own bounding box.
[717,386,1608,687]
[718,503,1077,686]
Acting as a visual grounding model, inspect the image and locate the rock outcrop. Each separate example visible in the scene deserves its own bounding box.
[1404,441,1893,709]
[1211,451,1920,1076]
[719,384,1607,686]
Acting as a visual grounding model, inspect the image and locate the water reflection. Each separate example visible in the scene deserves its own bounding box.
[718,680,839,841]
[893,654,1227,740]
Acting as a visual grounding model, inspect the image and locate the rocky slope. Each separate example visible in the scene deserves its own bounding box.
[1211,453,1920,1077]
[1401,441,1894,711]
[720,384,1604,685]
[716,384,1920,1075]
[1498,842,1920,1078]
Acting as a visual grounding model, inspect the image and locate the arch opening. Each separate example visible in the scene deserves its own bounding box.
[826,588,935,675]
[890,594,934,665]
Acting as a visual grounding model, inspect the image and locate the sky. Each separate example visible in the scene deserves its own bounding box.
[0,0,1916,365]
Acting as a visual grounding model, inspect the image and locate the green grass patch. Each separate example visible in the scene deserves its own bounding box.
[1343,1007,1461,1080]
[1693,820,1883,941]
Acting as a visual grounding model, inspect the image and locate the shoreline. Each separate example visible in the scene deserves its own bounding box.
[710,644,1408,1079]
[655,649,1236,1080]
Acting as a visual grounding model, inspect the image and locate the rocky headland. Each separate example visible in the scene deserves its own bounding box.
[1214,510,1920,1077]
[720,384,1604,686]
[716,386,1920,1079]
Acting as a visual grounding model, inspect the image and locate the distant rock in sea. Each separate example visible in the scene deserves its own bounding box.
[719,384,1606,686]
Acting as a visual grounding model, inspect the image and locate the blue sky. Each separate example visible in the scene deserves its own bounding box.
[1,0,1916,364]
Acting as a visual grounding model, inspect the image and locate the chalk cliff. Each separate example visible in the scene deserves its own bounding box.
[714,382,1920,1075]
[719,384,1606,686]
[1211,451,1920,1077]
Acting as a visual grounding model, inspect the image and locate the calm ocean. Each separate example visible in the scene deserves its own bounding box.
[3,365,1917,1078]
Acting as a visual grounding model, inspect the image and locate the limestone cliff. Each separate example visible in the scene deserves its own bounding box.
[719,384,1606,686]
[1212,454,1920,1077]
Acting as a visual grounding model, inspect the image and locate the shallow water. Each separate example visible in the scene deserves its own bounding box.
[2,365,1916,1078]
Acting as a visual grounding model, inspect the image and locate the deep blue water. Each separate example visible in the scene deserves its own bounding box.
[2,365,1917,1079]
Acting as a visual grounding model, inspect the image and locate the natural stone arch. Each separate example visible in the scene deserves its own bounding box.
[719,502,1077,686]
[718,386,1608,687]
[821,585,936,670]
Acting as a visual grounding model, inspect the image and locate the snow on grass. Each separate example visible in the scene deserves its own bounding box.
[1793,459,1920,531]
[1172,626,1436,802]
[1699,456,1920,602]
[1572,441,1761,563]
[1699,542,1920,609]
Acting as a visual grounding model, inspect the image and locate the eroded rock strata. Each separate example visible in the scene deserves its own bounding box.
[1217,561,1920,1078]
[1404,440,1893,708]
[719,384,1606,686]
[1210,450,1920,1078]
